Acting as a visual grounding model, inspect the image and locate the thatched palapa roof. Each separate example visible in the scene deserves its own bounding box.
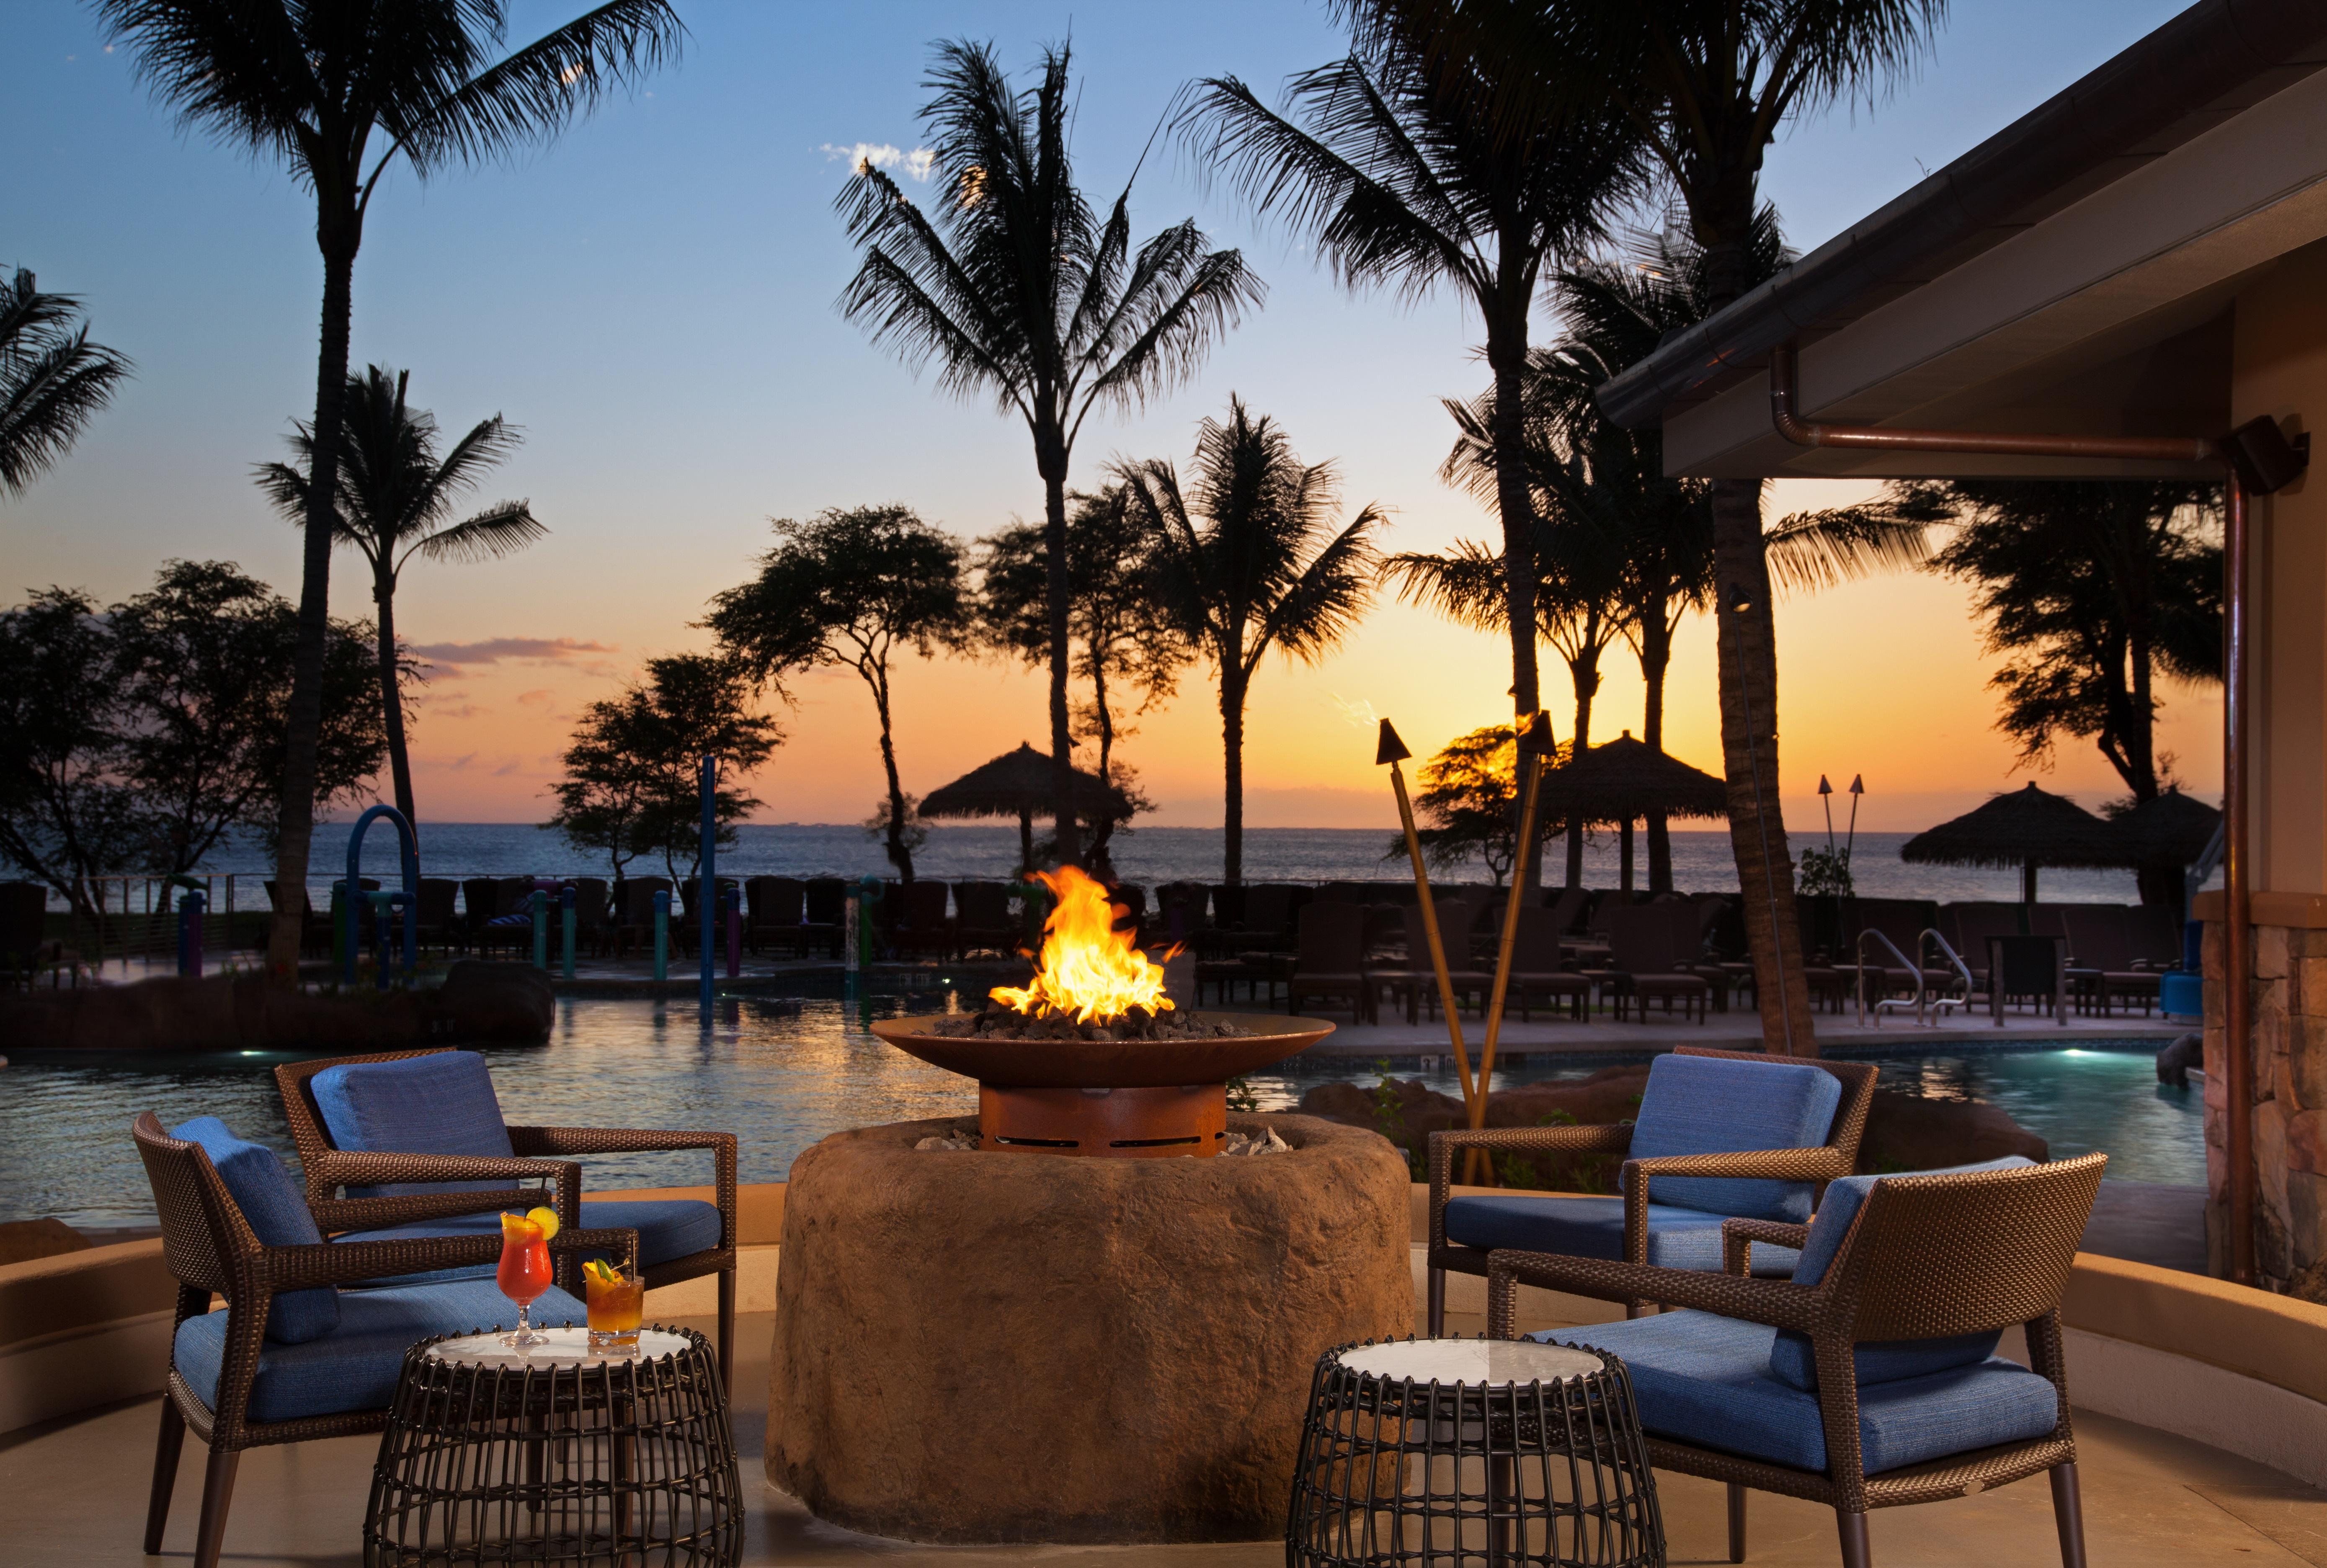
[919,743,1133,823]
[1534,733,1728,824]
[2111,786,2221,867]
[1899,783,2128,870]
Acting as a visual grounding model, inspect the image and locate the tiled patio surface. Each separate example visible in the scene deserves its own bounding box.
[14,1288,2325,1567]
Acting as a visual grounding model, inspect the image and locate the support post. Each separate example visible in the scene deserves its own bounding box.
[653,889,670,982]
[561,886,577,981]
[844,889,861,1003]
[2226,471,2255,1285]
[724,884,741,980]
[531,890,547,971]
[699,754,717,1013]
[177,890,204,979]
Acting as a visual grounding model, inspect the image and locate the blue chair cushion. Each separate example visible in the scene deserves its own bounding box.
[1444,1194,1802,1276]
[1534,1310,2059,1474]
[1766,1155,2040,1391]
[168,1117,338,1345]
[309,1052,516,1198]
[1627,1054,1844,1222]
[173,1278,585,1424]
[334,1200,724,1286]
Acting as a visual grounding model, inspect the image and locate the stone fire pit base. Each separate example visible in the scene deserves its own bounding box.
[766,1112,1411,1544]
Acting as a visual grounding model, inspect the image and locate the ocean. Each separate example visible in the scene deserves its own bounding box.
[114,821,2160,912]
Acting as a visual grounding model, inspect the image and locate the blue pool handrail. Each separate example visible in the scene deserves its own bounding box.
[342,805,420,986]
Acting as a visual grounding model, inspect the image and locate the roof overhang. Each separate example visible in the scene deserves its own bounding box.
[1600,0,2327,480]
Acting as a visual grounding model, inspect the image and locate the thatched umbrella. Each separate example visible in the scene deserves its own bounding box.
[2112,786,2222,867]
[1899,782,2128,904]
[920,743,1133,873]
[1534,732,1728,893]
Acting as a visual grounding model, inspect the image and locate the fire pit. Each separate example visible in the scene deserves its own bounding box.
[767,869,1411,1544]
[873,868,1333,1156]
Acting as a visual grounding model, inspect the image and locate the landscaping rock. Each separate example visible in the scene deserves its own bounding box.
[0,1218,93,1267]
[0,960,555,1050]
[1857,1088,2047,1171]
[767,1112,1411,1544]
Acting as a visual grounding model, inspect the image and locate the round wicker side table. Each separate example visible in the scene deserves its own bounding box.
[364,1325,742,1568]
[1287,1337,1665,1568]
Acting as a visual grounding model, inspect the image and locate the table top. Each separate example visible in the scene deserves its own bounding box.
[425,1326,691,1370]
[1335,1339,1604,1387]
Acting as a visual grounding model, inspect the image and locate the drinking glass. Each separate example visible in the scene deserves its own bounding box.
[586,1264,645,1352]
[496,1215,553,1349]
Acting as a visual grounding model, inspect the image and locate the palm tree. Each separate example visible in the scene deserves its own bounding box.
[1,265,132,497]
[1344,0,1948,1051]
[834,40,1260,869]
[1178,28,1647,884]
[257,365,545,826]
[98,0,681,978]
[1120,399,1385,884]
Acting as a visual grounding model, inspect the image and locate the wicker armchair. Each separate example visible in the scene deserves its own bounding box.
[1486,1152,2108,1568]
[131,1112,618,1568]
[274,1048,740,1387]
[1427,1045,1879,1329]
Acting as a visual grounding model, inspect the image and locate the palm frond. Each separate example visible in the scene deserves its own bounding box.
[1383,541,1507,634]
[0,267,134,497]
[398,1,684,177]
[92,0,319,165]
[1257,505,1386,667]
[1764,502,1934,596]
[413,500,547,563]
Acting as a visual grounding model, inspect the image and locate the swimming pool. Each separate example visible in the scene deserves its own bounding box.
[0,993,2205,1228]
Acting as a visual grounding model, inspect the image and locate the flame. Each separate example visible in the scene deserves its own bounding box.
[989,866,1174,1024]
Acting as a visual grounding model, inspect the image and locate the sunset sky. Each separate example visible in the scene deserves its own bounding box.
[3,0,2220,835]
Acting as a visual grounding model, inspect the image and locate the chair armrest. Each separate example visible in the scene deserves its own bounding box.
[1484,1248,1821,1339]
[307,1149,579,1186]
[1722,1217,1812,1277]
[304,1152,583,1240]
[1623,1148,1849,1184]
[506,1127,739,1250]
[261,1235,501,1289]
[1427,1124,1635,1248]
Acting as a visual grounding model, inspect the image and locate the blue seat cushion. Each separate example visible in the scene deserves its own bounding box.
[1627,1053,1843,1222]
[1444,1194,1801,1276]
[1535,1311,2059,1474]
[309,1052,516,1198]
[168,1117,338,1345]
[173,1279,585,1425]
[1767,1155,2039,1391]
[335,1200,724,1286]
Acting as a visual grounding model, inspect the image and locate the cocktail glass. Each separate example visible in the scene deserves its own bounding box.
[586,1262,645,1352]
[496,1212,554,1349]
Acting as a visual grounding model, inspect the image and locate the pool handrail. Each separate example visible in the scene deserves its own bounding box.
[1855,927,1928,1027]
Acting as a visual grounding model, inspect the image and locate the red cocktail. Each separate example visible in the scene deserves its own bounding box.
[497,1208,556,1348]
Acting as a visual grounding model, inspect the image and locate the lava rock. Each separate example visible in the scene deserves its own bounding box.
[767,1112,1411,1544]
[1857,1089,2048,1171]
[2158,1031,2204,1088]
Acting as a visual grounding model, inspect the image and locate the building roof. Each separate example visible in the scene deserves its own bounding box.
[1600,0,2327,480]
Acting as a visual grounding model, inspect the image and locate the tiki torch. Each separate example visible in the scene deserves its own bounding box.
[1378,720,1481,1131]
[1476,711,1553,1151]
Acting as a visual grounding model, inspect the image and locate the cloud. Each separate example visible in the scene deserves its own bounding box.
[434,704,488,720]
[821,142,934,181]
[407,637,615,674]
[515,689,555,707]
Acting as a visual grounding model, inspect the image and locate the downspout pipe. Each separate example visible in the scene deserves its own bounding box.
[1767,341,2286,1287]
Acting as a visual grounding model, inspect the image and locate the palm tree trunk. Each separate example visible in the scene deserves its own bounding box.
[867,660,913,882]
[1487,330,1543,890]
[1642,610,1673,894]
[1087,644,1116,868]
[1037,426,1080,869]
[267,224,359,982]
[1713,477,1816,1054]
[1562,645,1599,890]
[1221,674,1247,886]
[373,567,415,826]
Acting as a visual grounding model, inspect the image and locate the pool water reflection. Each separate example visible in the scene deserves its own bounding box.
[0,993,2204,1228]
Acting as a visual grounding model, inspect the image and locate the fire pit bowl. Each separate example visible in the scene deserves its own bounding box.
[766,1112,1412,1543]
[870,1011,1333,1158]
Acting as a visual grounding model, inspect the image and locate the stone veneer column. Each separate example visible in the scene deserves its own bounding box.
[2203,909,2327,1287]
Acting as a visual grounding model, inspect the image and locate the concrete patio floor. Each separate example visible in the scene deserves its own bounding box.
[14,1283,2326,1568]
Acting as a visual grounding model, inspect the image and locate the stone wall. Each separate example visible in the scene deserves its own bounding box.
[2203,921,2327,1286]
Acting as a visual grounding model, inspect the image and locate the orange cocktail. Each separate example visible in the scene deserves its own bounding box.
[585,1260,645,1351]
[497,1207,557,1348]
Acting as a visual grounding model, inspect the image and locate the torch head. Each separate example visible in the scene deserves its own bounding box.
[1522,710,1553,756]
[1375,719,1411,766]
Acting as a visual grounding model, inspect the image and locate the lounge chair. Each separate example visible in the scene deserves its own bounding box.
[1486,1151,2108,1568]
[1426,1046,1879,1330]
[892,878,953,959]
[1506,904,1591,1021]
[1938,902,2024,989]
[568,876,611,957]
[413,878,459,954]
[744,876,805,957]
[1286,900,1373,1022]
[273,1047,739,1385]
[132,1111,604,1568]
[950,881,1016,958]
[263,879,333,958]
[1373,898,1490,1023]
[614,875,673,958]
[803,877,848,958]
[1602,902,1713,1022]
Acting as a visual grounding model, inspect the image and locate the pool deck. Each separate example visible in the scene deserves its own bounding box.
[16,1292,2321,1567]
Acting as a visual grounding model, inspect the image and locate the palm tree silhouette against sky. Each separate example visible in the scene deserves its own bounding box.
[834,39,1260,870]
[1179,28,1647,886]
[1121,398,1384,885]
[1347,0,1950,1052]
[96,0,681,978]
[258,366,545,829]
[0,265,131,499]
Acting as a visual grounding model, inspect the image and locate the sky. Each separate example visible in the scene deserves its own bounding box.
[0,0,2221,835]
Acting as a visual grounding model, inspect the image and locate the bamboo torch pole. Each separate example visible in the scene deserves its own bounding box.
[1380,722,1480,1120]
[1475,712,1554,1176]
